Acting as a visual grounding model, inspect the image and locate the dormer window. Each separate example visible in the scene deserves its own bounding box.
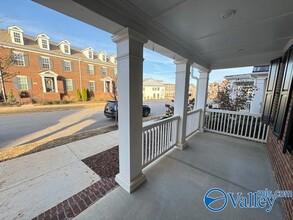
[82,47,94,59]
[42,39,48,49]
[8,26,24,45]
[97,51,107,62]
[88,51,93,59]
[102,54,107,62]
[109,54,117,64]
[13,32,21,44]
[36,34,50,50]
[58,40,71,55]
[64,45,69,54]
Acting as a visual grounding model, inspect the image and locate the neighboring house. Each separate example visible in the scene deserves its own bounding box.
[224,65,269,114]
[143,78,165,100]
[164,83,196,100]
[0,26,117,102]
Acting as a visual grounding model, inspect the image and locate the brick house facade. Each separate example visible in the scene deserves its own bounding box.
[263,48,293,220]
[0,26,117,103]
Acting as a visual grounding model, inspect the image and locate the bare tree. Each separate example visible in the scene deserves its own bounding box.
[0,48,16,102]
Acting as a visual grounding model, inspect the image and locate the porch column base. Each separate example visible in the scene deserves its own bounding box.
[176,141,188,150]
[115,172,146,193]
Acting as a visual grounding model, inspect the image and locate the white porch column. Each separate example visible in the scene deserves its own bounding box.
[196,69,211,131]
[174,59,191,150]
[112,28,147,193]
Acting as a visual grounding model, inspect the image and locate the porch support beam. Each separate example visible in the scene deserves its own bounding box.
[174,59,192,150]
[112,28,147,193]
[197,69,211,131]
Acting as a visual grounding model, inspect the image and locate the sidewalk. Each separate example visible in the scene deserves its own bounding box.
[0,130,118,220]
[0,102,106,115]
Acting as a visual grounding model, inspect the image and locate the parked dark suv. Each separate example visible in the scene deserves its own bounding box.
[104,100,151,118]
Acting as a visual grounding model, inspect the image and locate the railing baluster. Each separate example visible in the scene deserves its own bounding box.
[233,114,237,134]
[257,119,262,140]
[216,112,220,131]
[245,115,249,137]
[241,115,245,136]
[223,113,227,133]
[237,115,241,136]
[252,117,258,138]
[249,116,253,137]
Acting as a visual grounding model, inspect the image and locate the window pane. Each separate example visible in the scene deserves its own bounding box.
[13,32,21,43]
[13,52,24,66]
[18,76,28,90]
[64,61,71,71]
[42,57,50,69]
[66,79,73,91]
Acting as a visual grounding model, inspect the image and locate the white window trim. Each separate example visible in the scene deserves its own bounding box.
[39,71,58,93]
[17,76,29,90]
[13,51,25,66]
[41,56,50,69]
[88,64,94,74]
[63,44,70,54]
[12,31,24,45]
[38,37,50,50]
[89,80,96,91]
[64,60,72,71]
[101,66,107,75]
[65,79,73,91]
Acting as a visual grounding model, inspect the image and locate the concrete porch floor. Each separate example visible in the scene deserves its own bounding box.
[75,132,285,220]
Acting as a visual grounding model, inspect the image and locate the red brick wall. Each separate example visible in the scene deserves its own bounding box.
[1,47,116,102]
[266,59,293,220]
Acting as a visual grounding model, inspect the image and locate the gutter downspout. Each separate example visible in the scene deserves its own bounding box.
[190,67,199,109]
[79,58,82,90]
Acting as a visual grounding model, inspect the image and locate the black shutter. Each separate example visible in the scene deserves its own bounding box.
[274,49,293,138]
[62,61,65,71]
[50,59,54,70]
[13,77,20,90]
[71,62,74,72]
[38,57,43,69]
[27,77,32,90]
[24,55,29,66]
[283,105,293,153]
[262,58,281,124]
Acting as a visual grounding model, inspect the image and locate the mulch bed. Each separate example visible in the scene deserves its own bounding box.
[33,146,119,220]
[82,146,119,178]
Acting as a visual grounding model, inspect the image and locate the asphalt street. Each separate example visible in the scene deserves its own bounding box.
[0,101,170,149]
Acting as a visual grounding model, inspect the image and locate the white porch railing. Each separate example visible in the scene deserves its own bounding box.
[186,109,202,138]
[205,109,268,143]
[142,116,179,167]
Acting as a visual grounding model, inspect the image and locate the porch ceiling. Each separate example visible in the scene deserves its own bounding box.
[34,0,293,69]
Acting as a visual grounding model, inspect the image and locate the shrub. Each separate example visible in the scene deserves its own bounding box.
[82,88,88,101]
[52,100,61,105]
[7,89,16,103]
[42,101,53,105]
[60,100,70,104]
[76,89,82,101]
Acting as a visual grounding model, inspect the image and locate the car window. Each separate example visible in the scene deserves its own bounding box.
[107,101,116,108]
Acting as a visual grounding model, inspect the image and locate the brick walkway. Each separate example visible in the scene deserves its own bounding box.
[33,145,120,220]
[33,178,118,220]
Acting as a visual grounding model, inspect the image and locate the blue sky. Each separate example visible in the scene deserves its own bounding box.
[0,0,253,84]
